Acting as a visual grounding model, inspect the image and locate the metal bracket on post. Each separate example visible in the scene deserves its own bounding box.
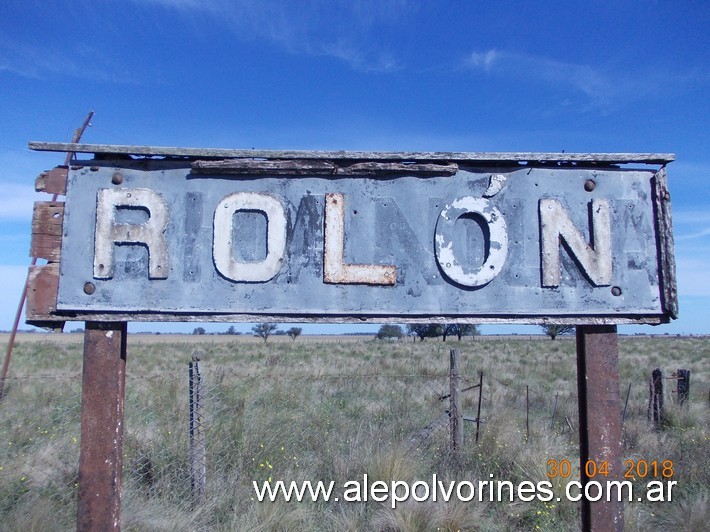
[576,325,624,532]
[77,322,127,532]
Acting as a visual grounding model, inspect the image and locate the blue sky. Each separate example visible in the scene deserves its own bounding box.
[1,0,708,335]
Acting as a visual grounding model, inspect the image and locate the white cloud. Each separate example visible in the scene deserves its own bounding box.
[0,37,141,84]
[676,257,710,297]
[0,265,30,330]
[672,209,710,225]
[671,208,710,242]
[0,184,38,221]
[469,50,499,71]
[465,49,614,107]
[135,0,407,72]
[676,227,710,241]
[463,48,707,111]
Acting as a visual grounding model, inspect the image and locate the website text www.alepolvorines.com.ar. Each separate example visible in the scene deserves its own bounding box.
[253,474,677,509]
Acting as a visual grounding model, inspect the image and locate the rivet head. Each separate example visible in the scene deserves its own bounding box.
[111,173,124,185]
[611,286,622,296]
[83,282,96,295]
[584,179,596,192]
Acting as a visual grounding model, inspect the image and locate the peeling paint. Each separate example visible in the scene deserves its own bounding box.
[483,174,507,198]
[435,196,508,287]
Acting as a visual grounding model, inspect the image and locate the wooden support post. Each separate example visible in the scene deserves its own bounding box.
[449,349,463,451]
[576,325,624,532]
[77,322,127,532]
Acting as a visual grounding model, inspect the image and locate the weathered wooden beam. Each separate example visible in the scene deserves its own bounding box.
[29,312,671,325]
[29,141,676,164]
[337,161,458,176]
[35,166,68,196]
[25,263,64,331]
[192,159,459,176]
[193,159,337,175]
[653,167,678,319]
[30,202,64,262]
[26,263,59,319]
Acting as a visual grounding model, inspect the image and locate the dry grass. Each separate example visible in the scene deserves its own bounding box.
[0,333,707,530]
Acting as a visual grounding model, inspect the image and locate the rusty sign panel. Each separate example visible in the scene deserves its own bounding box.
[27,145,677,324]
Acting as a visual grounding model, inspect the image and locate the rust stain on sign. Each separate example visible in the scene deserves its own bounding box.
[324,193,397,286]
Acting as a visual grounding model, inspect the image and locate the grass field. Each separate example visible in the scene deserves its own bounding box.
[0,332,707,531]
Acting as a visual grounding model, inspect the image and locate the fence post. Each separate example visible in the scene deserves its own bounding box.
[475,371,483,444]
[77,321,127,532]
[550,392,559,430]
[622,382,632,423]
[649,368,664,426]
[677,369,690,406]
[449,349,463,451]
[576,325,624,532]
[189,352,206,505]
[525,385,530,442]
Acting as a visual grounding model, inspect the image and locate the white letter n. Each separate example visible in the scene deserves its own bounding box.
[540,198,612,287]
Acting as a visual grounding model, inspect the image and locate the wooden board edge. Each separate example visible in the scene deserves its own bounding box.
[35,166,68,196]
[29,142,677,164]
[41,311,670,325]
[30,201,64,262]
[653,167,679,319]
[26,264,64,331]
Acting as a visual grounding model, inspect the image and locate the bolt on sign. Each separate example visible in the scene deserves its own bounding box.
[26,143,677,326]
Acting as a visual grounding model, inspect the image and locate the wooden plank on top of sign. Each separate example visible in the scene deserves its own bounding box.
[29,142,676,164]
[191,159,459,176]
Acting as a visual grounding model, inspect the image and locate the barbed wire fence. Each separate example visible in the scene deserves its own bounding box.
[0,354,692,529]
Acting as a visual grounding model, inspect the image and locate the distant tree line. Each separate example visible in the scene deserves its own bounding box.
[188,323,575,340]
[374,324,480,341]
[191,323,302,341]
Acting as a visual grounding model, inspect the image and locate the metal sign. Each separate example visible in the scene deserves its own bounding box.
[26,144,677,325]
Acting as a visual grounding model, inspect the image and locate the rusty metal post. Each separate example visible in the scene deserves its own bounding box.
[449,349,463,451]
[576,325,624,532]
[77,322,127,531]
